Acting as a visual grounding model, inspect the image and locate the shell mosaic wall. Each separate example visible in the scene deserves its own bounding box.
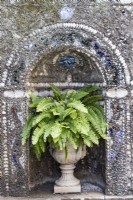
[0,0,133,197]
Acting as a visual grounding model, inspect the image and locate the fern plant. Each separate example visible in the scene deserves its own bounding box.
[22,84,108,160]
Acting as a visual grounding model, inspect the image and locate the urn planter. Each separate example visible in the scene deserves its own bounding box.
[50,143,86,193]
[22,84,107,194]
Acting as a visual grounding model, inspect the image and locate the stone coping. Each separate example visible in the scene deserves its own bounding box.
[2,0,133,5]
[1,193,133,200]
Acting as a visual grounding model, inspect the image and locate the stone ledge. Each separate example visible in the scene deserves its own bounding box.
[1,195,133,200]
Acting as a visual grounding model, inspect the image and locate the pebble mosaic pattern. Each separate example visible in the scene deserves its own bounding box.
[0,1,133,197]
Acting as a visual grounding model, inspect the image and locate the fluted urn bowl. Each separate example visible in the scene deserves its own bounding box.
[50,143,86,193]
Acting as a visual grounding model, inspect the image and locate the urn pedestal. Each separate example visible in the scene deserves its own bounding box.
[50,144,86,193]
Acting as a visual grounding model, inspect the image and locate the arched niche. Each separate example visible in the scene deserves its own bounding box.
[28,46,105,192]
[0,23,132,196]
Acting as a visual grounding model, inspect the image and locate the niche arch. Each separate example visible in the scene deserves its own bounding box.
[1,23,131,196]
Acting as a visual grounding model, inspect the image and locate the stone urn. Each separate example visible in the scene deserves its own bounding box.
[50,143,86,193]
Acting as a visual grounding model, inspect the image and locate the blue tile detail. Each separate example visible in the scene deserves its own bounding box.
[109,127,114,138]
[108,128,123,163]
[94,43,112,67]
[119,128,123,143]
[97,51,104,58]
[94,43,100,50]
[59,55,77,69]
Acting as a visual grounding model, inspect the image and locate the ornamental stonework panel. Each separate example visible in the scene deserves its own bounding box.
[0,1,133,198]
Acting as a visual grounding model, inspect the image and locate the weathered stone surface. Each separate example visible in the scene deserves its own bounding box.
[0,0,133,197]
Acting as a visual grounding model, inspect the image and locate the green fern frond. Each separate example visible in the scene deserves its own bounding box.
[83,136,93,147]
[22,114,35,145]
[90,102,104,114]
[61,128,67,142]
[88,130,99,145]
[76,123,89,136]
[69,109,77,119]
[89,105,104,123]
[101,122,108,134]
[53,104,64,116]
[68,135,78,149]
[78,112,90,127]
[43,122,55,142]
[65,145,68,159]
[68,100,88,113]
[98,131,108,140]
[37,97,54,112]
[39,137,46,153]
[62,90,69,100]
[79,85,100,94]
[89,104,107,133]
[50,122,62,139]
[32,125,46,145]
[87,107,102,133]
[67,90,77,99]
[87,107,107,139]
[77,137,84,147]
[29,95,42,108]
[82,95,103,105]
[51,108,60,116]
[30,94,42,104]
[53,137,60,144]
[32,113,51,127]
[50,83,62,100]
[76,112,90,135]
[72,91,89,100]
[60,108,72,120]
[69,122,77,134]
[33,143,41,161]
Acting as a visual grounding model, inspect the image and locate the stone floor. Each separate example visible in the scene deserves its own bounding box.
[0,181,133,200]
[30,183,104,199]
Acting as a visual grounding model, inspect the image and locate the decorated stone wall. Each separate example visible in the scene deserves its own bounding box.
[0,0,133,197]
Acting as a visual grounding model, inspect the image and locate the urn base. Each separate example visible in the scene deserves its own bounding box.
[50,144,86,194]
[54,184,81,193]
[54,164,81,193]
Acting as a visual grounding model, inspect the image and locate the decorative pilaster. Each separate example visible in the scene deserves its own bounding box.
[105,97,131,195]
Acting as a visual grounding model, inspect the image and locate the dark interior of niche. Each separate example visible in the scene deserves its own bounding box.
[30,48,103,84]
[29,139,105,195]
